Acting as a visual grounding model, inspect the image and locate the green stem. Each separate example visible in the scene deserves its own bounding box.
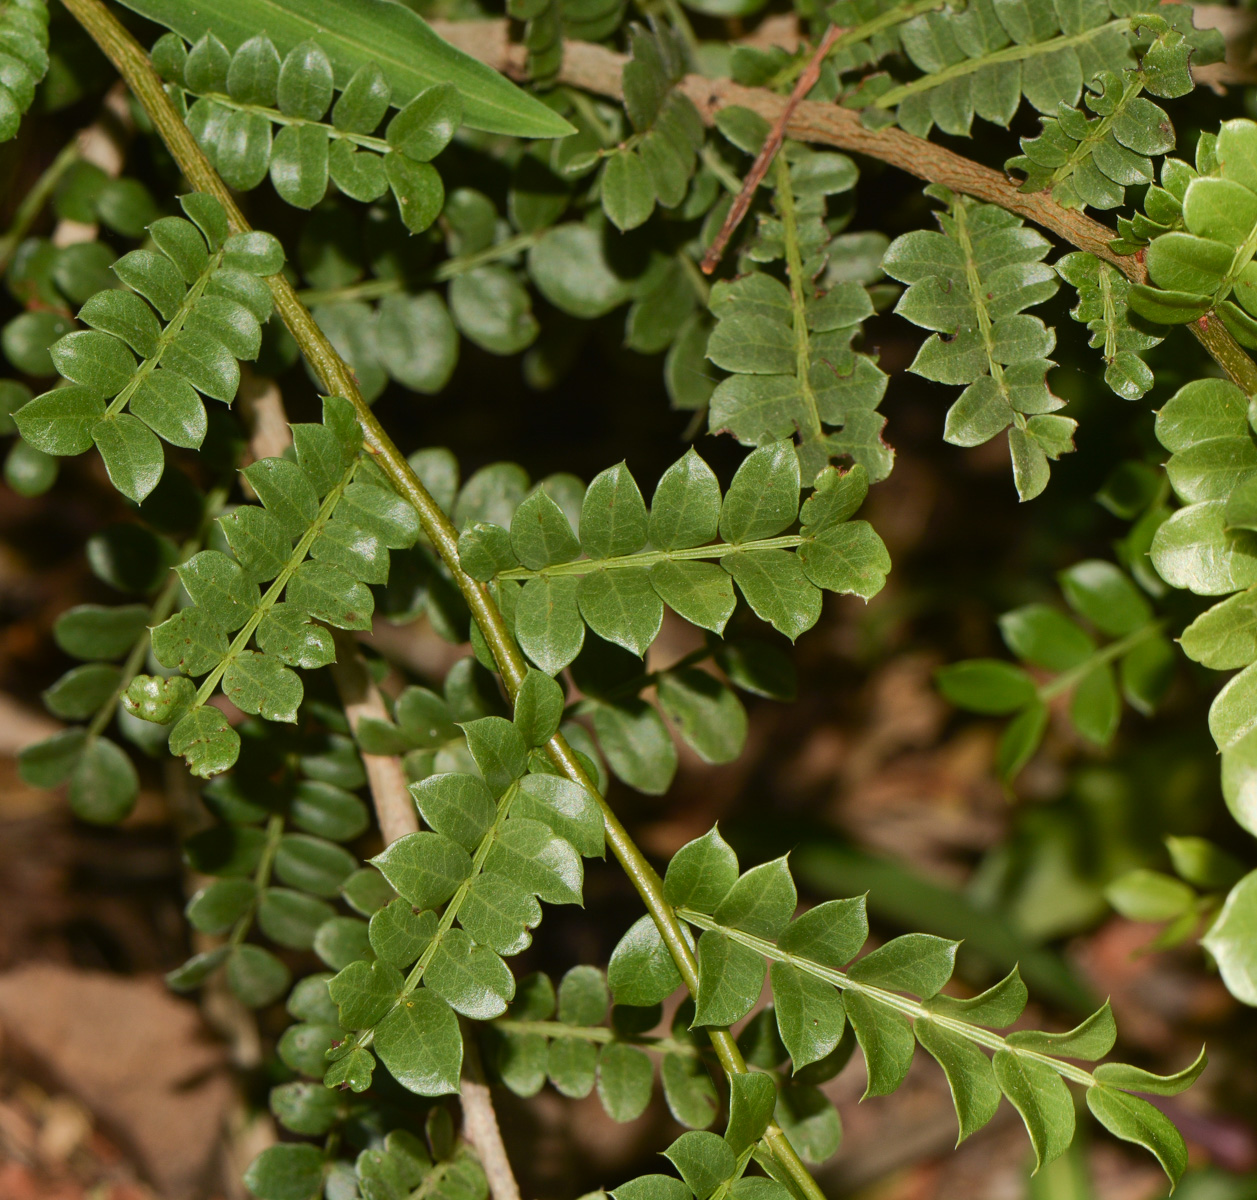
[103,246,224,420]
[677,908,1099,1088]
[496,534,807,580]
[187,90,393,152]
[493,1018,704,1058]
[191,459,361,708]
[229,812,285,948]
[0,139,79,274]
[775,155,823,443]
[62,5,823,1193]
[952,197,1025,432]
[1037,621,1164,702]
[297,231,542,307]
[701,145,745,196]
[1046,74,1145,196]
[874,19,1127,109]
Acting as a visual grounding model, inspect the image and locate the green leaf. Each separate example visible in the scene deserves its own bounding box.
[515,772,605,858]
[774,1084,842,1166]
[650,561,736,635]
[558,964,609,1025]
[914,1019,1001,1143]
[513,669,565,747]
[999,605,1093,670]
[121,0,574,137]
[14,386,105,456]
[426,927,514,1018]
[287,561,373,631]
[18,728,86,789]
[69,736,139,824]
[771,961,845,1070]
[449,267,538,355]
[579,569,663,658]
[608,914,684,1006]
[725,1072,777,1154]
[228,943,291,1007]
[1086,1086,1186,1188]
[597,1043,653,1122]
[650,448,721,550]
[581,463,649,559]
[258,888,336,951]
[993,1049,1075,1171]
[925,967,1027,1028]
[517,576,585,675]
[664,1131,737,1200]
[460,874,541,956]
[92,414,164,503]
[1069,664,1120,746]
[222,650,302,722]
[484,817,583,905]
[1165,836,1244,890]
[1105,869,1194,923]
[935,659,1037,714]
[1005,1002,1116,1060]
[797,522,890,600]
[187,878,256,933]
[386,154,444,234]
[657,669,747,765]
[270,1081,339,1136]
[387,82,461,162]
[1201,870,1257,1004]
[590,698,677,795]
[778,897,867,968]
[42,663,121,720]
[371,831,472,911]
[602,149,656,232]
[662,1049,719,1129]
[723,551,821,642]
[693,928,765,1026]
[1093,1046,1207,1096]
[843,991,914,1097]
[368,898,436,968]
[462,715,528,796]
[714,856,796,939]
[273,833,357,896]
[257,604,336,669]
[664,826,739,912]
[719,442,800,543]
[53,603,149,662]
[374,987,463,1095]
[511,489,581,569]
[548,1036,597,1097]
[243,1143,324,1200]
[611,1177,691,1200]
[169,706,240,777]
[847,932,957,997]
[412,773,495,852]
[1057,560,1152,635]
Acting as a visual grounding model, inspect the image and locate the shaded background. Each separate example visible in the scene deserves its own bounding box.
[3,3,1257,1199]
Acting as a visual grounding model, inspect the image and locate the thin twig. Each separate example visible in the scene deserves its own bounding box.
[458,1023,522,1200]
[328,629,419,846]
[700,23,842,275]
[429,19,1257,394]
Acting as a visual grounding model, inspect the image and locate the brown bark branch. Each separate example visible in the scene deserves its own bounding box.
[328,629,419,847]
[700,22,842,274]
[458,1023,522,1200]
[429,19,1257,393]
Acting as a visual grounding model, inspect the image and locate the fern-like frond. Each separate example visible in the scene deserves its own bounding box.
[13,192,280,501]
[883,184,1071,500]
[154,32,456,230]
[605,826,1205,1187]
[124,396,423,776]
[0,0,49,143]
